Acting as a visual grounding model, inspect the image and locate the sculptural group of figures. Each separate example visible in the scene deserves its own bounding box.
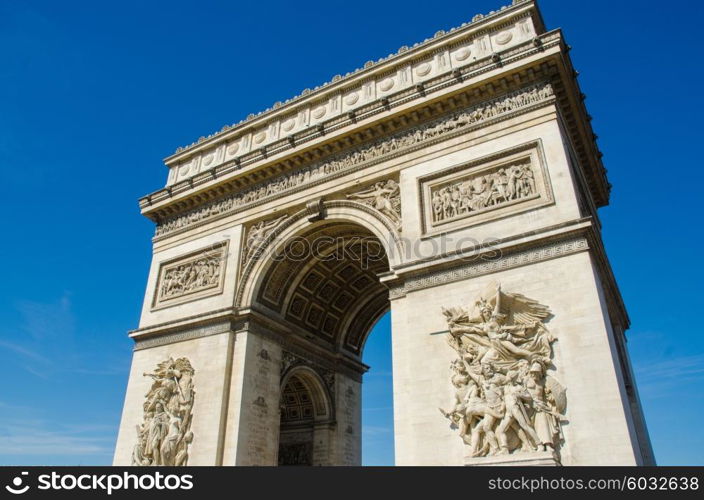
[440,282,566,458]
[159,257,221,300]
[132,357,195,466]
[431,162,536,223]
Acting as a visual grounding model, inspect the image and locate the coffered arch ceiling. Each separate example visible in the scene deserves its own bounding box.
[256,221,389,357]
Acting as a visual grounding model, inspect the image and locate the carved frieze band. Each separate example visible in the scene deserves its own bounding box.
[133,320,233,351]
[388,236,589,299]
[155,82,555,238]
[152,242,228,310]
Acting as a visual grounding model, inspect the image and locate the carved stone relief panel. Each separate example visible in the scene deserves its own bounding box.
[242,214,288,266]
[152,241,228,310]
[439,281,566,463]
[346,179,402,231]
[132,357,195,466]
[419,140,553,235]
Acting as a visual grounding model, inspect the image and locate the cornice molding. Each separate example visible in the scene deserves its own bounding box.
[388,234,589,299]
[164,0,540,161]
[142,30,562,215]
[130,308,368,379]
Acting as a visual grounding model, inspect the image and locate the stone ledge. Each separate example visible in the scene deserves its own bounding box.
[464,450,560,466]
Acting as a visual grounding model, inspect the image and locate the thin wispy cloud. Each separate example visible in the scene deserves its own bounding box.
[20,364,51,380]
[1,293,76,376]
[0,340,50,364]
[634,353,704,399]
[0,423,114,457]
[1,292,127,378]
[0,401,35,412]
[637,354,704,382]
[16,292,74,341]
[69,367,127,376]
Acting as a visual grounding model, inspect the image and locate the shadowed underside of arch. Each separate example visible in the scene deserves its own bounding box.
[255,221,390,357]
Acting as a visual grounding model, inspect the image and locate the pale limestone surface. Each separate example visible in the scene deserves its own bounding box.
[138,226,242,329]
[114,0,653,466]
[391,253,643,465]
[113,332,233,465]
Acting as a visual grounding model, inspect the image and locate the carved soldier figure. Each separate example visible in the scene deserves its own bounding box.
[442,187,452,219]
[523,164,536,195]
[496,370,541,454]
[465,363,506,456]
[525,361,565,451]
[159,408,183,465]
[506,164,521,200]
[432,191,444,222]
[146,402,169,465]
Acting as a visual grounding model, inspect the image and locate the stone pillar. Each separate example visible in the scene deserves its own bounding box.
[113,325,234,466]
[333,373,362,465]
[389,247,648,466]
[220,322,283,466]
[311,421,336,466]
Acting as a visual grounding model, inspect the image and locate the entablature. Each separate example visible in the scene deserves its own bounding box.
[161,0,544,177]
[140,2,609,240]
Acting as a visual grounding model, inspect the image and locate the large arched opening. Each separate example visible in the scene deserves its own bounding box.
[237,203,400,465]
[278,367,335,465]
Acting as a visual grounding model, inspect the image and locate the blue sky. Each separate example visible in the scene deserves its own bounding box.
[0,0,702,466]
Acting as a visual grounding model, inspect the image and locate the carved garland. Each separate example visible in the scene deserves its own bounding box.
[155,82,555,237]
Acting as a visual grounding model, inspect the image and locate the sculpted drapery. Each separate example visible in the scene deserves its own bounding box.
[132,357,195,466]
[440,282,566,458]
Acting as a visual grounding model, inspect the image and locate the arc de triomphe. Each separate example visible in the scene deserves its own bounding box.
[114,0,654,466]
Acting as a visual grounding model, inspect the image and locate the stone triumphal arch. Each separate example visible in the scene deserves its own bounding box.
[114,0,654,466]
